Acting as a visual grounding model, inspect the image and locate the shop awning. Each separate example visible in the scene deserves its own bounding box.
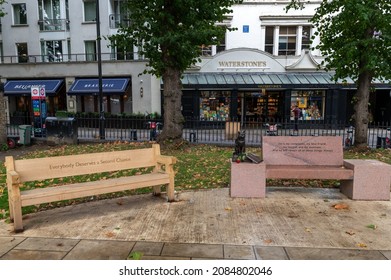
[4,79,64,96]
[180,72,389,89]
[67,78,130,95]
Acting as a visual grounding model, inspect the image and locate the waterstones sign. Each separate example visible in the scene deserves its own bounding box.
[217,60,267,69]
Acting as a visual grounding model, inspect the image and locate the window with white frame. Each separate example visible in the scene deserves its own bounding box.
[41,40,63,62]
[278,26,296,56]
[13,3,27,25]
[84,0,96,22]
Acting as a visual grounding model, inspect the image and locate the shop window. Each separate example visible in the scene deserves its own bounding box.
[110,95,121,115]
[291,90,325,120]
[200,91,231,121]
[123,93,133,114]
[200,45,212,56]
[13,3,27,25]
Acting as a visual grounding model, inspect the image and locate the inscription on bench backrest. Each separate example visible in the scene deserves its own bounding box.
[262,136,343,166]
[13,148,157,182]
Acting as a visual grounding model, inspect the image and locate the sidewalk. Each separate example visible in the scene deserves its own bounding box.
[1,187,391,260]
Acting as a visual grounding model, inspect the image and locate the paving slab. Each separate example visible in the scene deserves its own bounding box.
[380,251,391,260]
[285,247,387,260]
[63,239,135,260]
[0,237,26,257]
[161,243,224,259]
[254,246,289,260]
[131,241,164,256]
[14,237,79,252]
[223,245,255,259]
[0,249,67,260]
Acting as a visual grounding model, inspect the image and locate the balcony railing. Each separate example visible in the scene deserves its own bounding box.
[38,18,70,32]
[0,52,141,64]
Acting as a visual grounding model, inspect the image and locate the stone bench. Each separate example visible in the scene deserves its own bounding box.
[231,136,391,201]
[5,144,176,232]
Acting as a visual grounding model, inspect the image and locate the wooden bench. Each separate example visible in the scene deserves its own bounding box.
[5,144,176,232]
[231,136,391,201]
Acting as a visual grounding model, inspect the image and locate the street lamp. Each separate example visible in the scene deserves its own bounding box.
[96,0,105,139]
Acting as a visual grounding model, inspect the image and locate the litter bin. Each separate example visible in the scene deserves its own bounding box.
[18,125,32,145]
[45,117,78,145]
[376,136,387,149]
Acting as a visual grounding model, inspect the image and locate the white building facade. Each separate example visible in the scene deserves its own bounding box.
[0,0,390,126]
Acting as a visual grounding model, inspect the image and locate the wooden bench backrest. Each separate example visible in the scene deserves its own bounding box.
[262,136,343,166]
[6,145,160,183]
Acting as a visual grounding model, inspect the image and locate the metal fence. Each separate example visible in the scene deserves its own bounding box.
[6,116,391,149]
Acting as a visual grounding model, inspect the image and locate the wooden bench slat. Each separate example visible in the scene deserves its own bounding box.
[20,173,170,207]
[14,149,156,182]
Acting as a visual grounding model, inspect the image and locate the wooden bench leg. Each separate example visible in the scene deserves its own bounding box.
[153,186,161,196]
[11,185,24,232]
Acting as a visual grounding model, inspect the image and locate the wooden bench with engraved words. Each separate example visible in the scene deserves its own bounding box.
[5,144,176,232]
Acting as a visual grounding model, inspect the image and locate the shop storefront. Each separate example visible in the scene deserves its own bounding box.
[177,49,391,124]
[4,79,66,125]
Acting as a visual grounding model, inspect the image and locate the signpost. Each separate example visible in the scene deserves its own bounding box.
[31,86,47,137]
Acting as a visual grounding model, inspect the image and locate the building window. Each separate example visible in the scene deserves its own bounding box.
[111,44,134,60]
[85,41,96,61]
[200,45,212,56]
[301,26,311,50]
[13,4,27,25]
[84,0,96,22]
[216,33,226,53]
[41,40,63,62]
[0,42,3,63]
[264,26,274,55]
[291,90,325,120]
[16,43,28,63]
[278,26,296,56]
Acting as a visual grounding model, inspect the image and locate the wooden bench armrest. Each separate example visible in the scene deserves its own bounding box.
[156,155,177,165]
[7,170,20,184]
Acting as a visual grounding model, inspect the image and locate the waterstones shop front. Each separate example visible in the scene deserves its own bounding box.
[178,49,391,124]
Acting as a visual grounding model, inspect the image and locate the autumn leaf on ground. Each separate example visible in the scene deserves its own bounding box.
[105,232,116,238]
[357,243,367,248]
[263,239,273,244]
[332,203,349,210]
[225,207,232,211]
[345,230,355,236]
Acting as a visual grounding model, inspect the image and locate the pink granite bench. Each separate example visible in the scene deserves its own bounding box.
[231,136,391,201]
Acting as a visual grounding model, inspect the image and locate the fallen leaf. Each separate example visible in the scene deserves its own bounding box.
[332,203,349,210]
[366,224,377,230]
[263,239,273,244]
[305,228,311,232]
[105,232,115,238]
[225,207,232,211]
[357,243,367,248]
[345,230,355,236]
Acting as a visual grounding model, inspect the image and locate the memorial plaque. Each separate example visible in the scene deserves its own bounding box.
[262,136,343,166]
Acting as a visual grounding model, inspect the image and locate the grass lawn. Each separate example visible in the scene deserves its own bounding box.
[1,141,390,221]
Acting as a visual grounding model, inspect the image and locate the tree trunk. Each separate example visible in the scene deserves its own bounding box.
[353,70,372,148]
[158,67,184,141]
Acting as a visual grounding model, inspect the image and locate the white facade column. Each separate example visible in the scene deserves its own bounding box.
[311,26,321,56]
[296,25,303,56]
[273,26,279,56]
[260,26,266,51]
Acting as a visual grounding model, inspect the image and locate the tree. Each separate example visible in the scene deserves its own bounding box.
[288,0,391,147]
[110,0,242,142]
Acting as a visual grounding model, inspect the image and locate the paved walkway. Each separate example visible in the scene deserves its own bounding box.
[1,187,391,260]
